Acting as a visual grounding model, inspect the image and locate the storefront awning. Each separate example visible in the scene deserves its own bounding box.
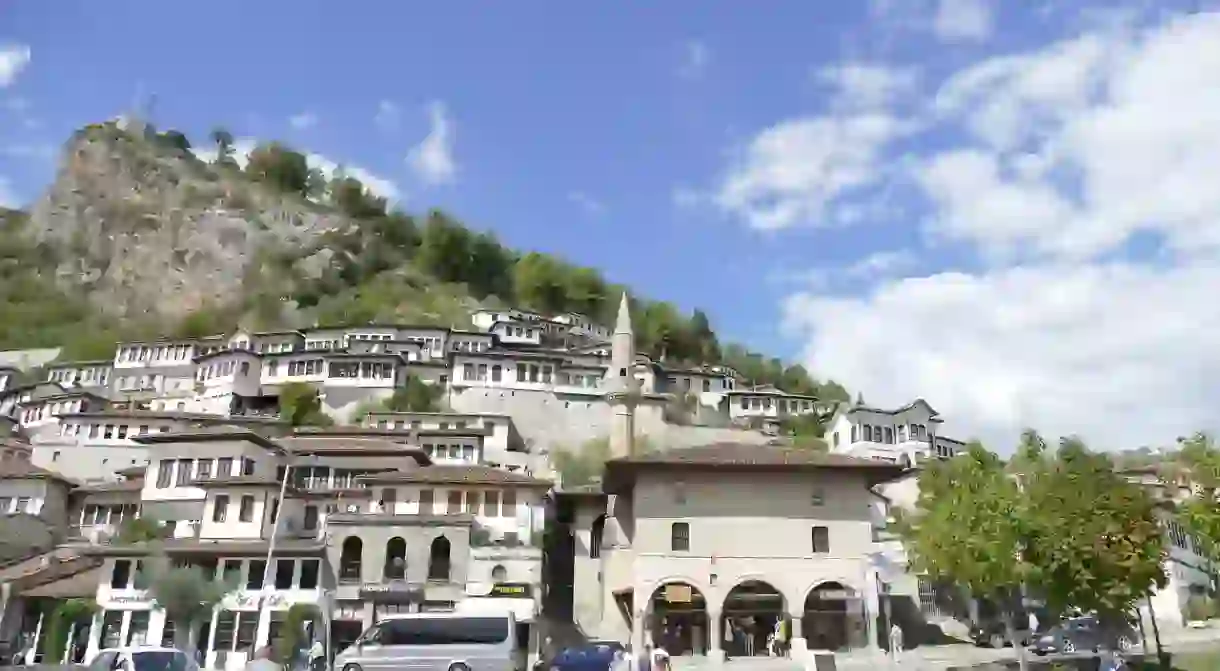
[23,566,105,599]
[457,597,536,623]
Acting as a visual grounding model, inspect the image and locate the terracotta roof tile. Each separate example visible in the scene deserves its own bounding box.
[608,442,900,469]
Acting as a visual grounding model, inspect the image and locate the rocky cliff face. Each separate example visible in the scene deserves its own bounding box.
[27,121,342,323]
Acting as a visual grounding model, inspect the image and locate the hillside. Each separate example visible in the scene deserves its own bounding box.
[0,119,849,400]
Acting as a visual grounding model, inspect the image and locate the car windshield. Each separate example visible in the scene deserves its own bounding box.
[132,650,192,671]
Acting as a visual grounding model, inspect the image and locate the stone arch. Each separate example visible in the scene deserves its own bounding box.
[339,536,362,583]
[383,536,407,580]
[720,579,788,657]
[801,581,867,651]
[428,535,451,581]
[647,579,710,656]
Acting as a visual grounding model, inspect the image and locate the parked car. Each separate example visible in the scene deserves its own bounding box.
[970,619,1033,648]
[1031,616,1139,656]
[87,646,199,671]
[548,641,625,671]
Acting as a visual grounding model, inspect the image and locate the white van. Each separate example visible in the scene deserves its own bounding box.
[334,612,519,671]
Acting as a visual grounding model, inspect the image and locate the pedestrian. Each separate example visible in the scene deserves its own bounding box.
[245,646,283,671]
[1028,610,1040,635]
[888,623,904,662]
[308,639,326,671]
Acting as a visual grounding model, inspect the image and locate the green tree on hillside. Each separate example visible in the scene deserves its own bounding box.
[1163,432,1220,589]
[278,382,334,427]
[246,142,311,196]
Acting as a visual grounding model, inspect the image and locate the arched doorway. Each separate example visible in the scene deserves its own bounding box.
[384,537,407,580]
[802,582,866,651]
[648,582,708,656]
[339,536,363,583]
[721,580,786,657]
[428,536,451,581]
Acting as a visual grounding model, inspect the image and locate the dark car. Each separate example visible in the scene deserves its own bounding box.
[970,620,1033,648]
[1031,616,1139,656]
[547,641,625,671]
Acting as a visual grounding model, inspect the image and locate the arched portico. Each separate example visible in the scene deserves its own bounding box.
[802,581,867,651]
[647,581,709,656]
[720,580,787,657]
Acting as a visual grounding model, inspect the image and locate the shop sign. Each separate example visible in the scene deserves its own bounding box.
[108,594,152,606]
[664,584,692,603]
[488,583,532,598]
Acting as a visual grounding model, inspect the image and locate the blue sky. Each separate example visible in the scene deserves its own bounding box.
[4,1,1220,449]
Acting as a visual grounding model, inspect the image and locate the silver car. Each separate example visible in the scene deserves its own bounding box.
[334,613,520,671]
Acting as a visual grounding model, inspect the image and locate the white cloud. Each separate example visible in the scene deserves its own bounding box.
[406,101,457,186]
[774,10,1220,450]
[568,191,605,216]
[933,0,996,42]
[713,113,912,231]
[288,112,318,130]
[0,44,30,88]
[817,63,920,111]
[375,101,400,132]
[191,138,401,204]
[678,40,711,80]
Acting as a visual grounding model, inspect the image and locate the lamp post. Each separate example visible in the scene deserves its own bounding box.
[254,449,296,652]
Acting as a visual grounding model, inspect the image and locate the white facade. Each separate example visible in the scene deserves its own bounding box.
[826,400,960,466]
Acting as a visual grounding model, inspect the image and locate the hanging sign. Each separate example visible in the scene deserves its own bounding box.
[488,583,533,598]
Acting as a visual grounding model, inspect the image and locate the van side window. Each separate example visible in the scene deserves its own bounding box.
[359,623,385,645]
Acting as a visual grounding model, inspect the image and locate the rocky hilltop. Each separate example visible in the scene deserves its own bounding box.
[27,120,341,323]
[0,118,848,403]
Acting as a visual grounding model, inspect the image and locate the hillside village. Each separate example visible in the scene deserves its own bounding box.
[0,119,1213,670]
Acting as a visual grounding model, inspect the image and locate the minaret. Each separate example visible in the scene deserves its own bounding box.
[607,292,639,459]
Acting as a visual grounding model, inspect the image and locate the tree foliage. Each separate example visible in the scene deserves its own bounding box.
[149,561,233,651]
[42,598,97,663]
[899,434,1167,669]
[246,142,311,197]
[278,382,334,427]
[383,376,445,413]
[1164,432,1220,586]
[116,516,171,543]
[552,435,657,487]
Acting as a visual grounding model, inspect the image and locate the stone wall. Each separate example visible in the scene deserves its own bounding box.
[447,387,772,454]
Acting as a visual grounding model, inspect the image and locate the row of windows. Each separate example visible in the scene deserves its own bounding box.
[666,522,832,554]
[60,422,174,440]
[155,457,255,488]
[846,423,931,445]
[737,396,815,413]
[21,398,88,424]
[48,367,109,385]
[212,494,258,523]
[496,324,540,339]
[116,344,193,364]
[110,557,320,591]
[78,503,140,527]
[366,417,492,431]
[666,376,735,392]
[0,496,36,514]
[461,362,556,384]
[197,360,251,381]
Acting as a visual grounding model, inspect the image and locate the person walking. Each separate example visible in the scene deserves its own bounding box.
[308,639,326,671]
[888,623,904,667]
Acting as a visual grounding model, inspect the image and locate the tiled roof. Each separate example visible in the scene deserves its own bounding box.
[608,442,902,470]
[358,465,551,488]
[83,539,325,557]
[0,460,77,485]
[74,480,143,494]
[280,435,432,461]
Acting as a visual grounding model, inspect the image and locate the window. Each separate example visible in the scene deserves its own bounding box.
[491,564,507,582]
[447,490,462,514]
[156,459,173,488]
[501,489,516,516]
[670,522,690,552]
[274,559,295,589]
[217,457,233,478]
[850,425,858,442]
[884,427,894,444]
[198,459,213,480]
[303,505,319,531]
[385,537,407,580]
[222,560,242,586]
[380,616,510,646]
[213,495,230,522]
[483,490,500,517]
[299,559,320,589]
[111,559,133,588]
[247,560,266,589]
[242,458,255,476]
[239,495,255,522]
[428,536,452,581]
[812,526,830,553]
[339,537,363,582]
[811,488,825,506]
[491,365,502,382]
[463,363,475,379]
[702,379,711,392]
[419,489,434,514]
[175,459,193,486]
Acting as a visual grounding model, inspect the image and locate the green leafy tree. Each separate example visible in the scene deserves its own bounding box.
[416,210,474,284]
[246,142,311,196]
[159,130,192,153]
[552,435,657,488]
[1020,436,1167,628]
[384,376,445,413]
[278,382,334,427]
[331,176,388,220]
[42,598,97,663]
[895,442,1033,670]
[149,562,232,651]
[116,516,170,543]
[1163,432,1220,589]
